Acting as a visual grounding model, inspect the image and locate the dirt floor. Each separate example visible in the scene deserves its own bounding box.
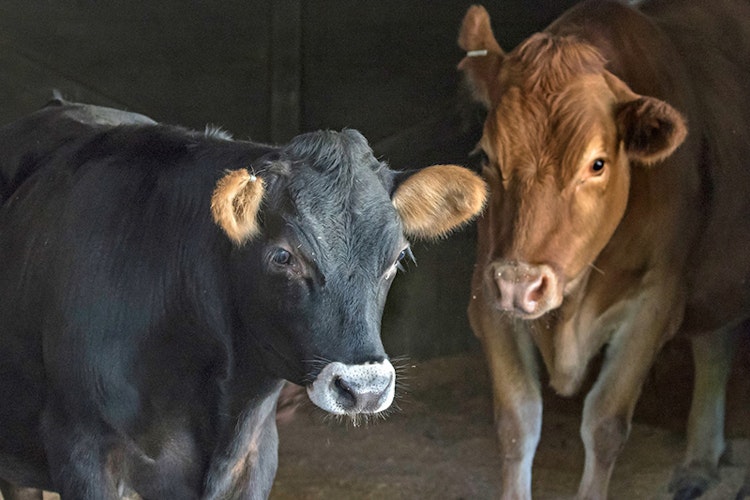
[271,341,750,500]
[20,339,750,500]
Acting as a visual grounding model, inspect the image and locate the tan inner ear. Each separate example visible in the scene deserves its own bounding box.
[392,165,488,240]
[211,169,265,245]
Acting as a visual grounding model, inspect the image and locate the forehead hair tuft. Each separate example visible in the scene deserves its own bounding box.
[283,129,382,175]
[509,33,606,94]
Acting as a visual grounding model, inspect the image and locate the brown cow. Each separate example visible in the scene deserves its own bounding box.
[458,1,750,499]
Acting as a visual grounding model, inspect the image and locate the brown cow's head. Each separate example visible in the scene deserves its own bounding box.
[459,5,687,319]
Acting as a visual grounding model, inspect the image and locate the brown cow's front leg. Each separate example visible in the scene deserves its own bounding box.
[669,327,738,500]
[577,292,679,500]
[469,299,542,500]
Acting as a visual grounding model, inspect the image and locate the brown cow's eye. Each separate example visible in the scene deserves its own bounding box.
[469,147,490,172]
[592,158,606,173]
[478,150,490,165]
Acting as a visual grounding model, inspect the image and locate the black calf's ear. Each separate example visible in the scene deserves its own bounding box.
[392,164,487,239]
[211,169,265,245]
[617,96,687,165]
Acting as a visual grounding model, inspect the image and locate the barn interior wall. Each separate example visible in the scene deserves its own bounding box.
[0,0,578,359]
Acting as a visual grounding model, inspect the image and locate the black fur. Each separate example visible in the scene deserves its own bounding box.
[0,103,405,498]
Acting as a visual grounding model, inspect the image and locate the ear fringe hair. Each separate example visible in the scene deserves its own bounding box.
[211,169,265,245]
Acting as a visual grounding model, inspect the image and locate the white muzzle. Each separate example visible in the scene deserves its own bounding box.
[306,359,395,415]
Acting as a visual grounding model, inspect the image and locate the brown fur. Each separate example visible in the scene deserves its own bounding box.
[458,1,750,499]
[509,33,606,94]
[211,169,265,245]
[392,164,488,240]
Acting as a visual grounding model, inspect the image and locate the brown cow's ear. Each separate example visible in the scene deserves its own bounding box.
[211,169,265,245]
[604,72,688,165]
[392,165,488,240]
[458,5,505,107]
[616,97,688,165]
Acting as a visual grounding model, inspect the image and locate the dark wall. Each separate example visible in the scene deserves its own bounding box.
[0,1,578,139]
[0,1,274,138]
[301,1,579,144]
[0,0,578,359]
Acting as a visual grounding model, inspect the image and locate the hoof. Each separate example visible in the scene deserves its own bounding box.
[668,463,719,500]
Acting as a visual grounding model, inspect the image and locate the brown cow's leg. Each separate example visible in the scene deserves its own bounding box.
[0,480,43,500]
[669,327,737,500]
[576,297,676,500]
[470,301,542,500]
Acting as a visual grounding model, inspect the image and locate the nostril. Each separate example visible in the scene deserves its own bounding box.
[526,275,548,303]
[333,376,356,408]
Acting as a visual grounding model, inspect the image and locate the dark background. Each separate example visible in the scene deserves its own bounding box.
[0,0,578,359]
[3,5,749,497]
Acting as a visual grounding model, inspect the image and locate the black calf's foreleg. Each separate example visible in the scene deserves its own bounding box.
[41,401,120,500]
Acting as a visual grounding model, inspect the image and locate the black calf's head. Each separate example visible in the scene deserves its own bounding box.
[212,130,486,416]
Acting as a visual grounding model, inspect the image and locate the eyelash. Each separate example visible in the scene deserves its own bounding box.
[396,247,415,272]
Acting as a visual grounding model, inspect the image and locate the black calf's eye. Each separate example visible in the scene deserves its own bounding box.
[271,248,292,266]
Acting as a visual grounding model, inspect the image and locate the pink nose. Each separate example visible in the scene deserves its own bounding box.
[489,261,561,318]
